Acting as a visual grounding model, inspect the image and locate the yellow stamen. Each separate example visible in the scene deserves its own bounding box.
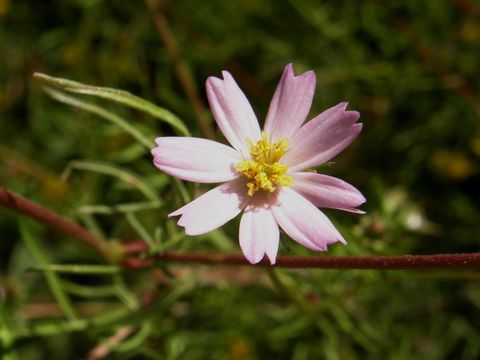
[236,132,293,196]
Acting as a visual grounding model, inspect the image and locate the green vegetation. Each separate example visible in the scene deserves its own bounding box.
[1,0,479,358]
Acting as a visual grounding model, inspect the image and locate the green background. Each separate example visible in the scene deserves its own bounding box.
[1,0,479,359]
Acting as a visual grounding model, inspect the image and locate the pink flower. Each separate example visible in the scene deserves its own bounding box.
[152,64,365,264]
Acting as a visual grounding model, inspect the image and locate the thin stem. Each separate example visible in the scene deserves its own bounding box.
[3,186,480,270]
[139,251,480,270]
[44,87,154,149]
[125,213,156,249]
[0,300,18,360]
[19,221,78,321]
[266,268,311,314]
[145,0,216,139]
[0,187,123,263]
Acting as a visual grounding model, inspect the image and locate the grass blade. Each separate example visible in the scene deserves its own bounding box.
[19,221,78,320]
[61,280,118,298]
[62,160,160,202]
[44,87,153,149]
[125,212,156,248]
[34,73,190,136]
[0,300,18,360]
[76,201,162,215]
[28,264,121,275]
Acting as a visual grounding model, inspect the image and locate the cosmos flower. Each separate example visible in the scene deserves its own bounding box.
[152,64,365,264]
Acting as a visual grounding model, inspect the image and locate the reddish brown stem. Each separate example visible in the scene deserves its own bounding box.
[3,186,480,270]
[0,187,121,262]
[122,241,480,270]
[134,251,480,270]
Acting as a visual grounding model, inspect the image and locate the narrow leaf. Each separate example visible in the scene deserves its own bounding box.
[45,87,153,149]
[28,264,121,275]
[19,221,78,320]
[34,73,190,136]
[62,160,160,202]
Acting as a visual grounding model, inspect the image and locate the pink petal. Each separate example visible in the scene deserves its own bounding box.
[152,137,241,183]
[206,71,261,156]
[271,187,346,251]
[292,172,366,213]
[169,180,248,235]
[239,196,279,265]
[282,102,362,172]
[264,64,316,141]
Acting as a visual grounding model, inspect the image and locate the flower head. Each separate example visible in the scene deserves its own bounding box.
[152,64,365,264]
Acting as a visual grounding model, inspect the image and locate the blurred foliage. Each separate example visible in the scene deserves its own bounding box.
[1,0,480,359]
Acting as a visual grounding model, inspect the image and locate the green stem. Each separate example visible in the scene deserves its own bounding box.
[173,179,191,203]
[28,264,121,275]
[125,213,156,249]
[113,275,139,311]
[62,160,160,202]
[19,220,78,321]
[0,301,18,360]
[266,268,311,314]
[15,284,190,339]
[79,213,106,239]
[62,280,118,298]
[44,88,154,149]
[34,73,190,136]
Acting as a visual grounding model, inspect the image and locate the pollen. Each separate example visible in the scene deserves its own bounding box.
[236,132,293,196]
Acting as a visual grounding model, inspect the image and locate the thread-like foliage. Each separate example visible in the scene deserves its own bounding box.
[0,1,479,359]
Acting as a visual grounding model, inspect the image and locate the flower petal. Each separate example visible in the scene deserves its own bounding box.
[152,137,241,183]
[292,172,366,213]
[206,71,261,156]
[271,187,346,251]
[264,64,316,141]
[239,197,279,265]
[282,102,361,172]
[169,180,248,235]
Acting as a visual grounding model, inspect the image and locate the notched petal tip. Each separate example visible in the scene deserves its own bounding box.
[167,210,204,236]
[184,227,202,236]
[300,69,316,81]
[267,255,276,265]
[168,209,182,218]
[221,70,234,81]
[205,76,221,90]
[283,63,315,80]
[345,110,361,122]
[353,123,363,135]
[265,64,317,139]
[206,70,233,83]
[245,255,263,265]
[150,147,158,158]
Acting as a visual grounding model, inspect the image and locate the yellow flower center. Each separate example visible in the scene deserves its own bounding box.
[236,132,293,196]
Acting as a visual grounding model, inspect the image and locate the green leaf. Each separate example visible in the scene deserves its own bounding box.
[62,160,160,202]
[0,300,18,359]
[61,280,118,298]
[27,264,121,275]
[15,284,191,339]
[44,87,154,149]
[34,73,190,136]
[76,201,162,215]
[19,221,78,320]
[125,212,156,249]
